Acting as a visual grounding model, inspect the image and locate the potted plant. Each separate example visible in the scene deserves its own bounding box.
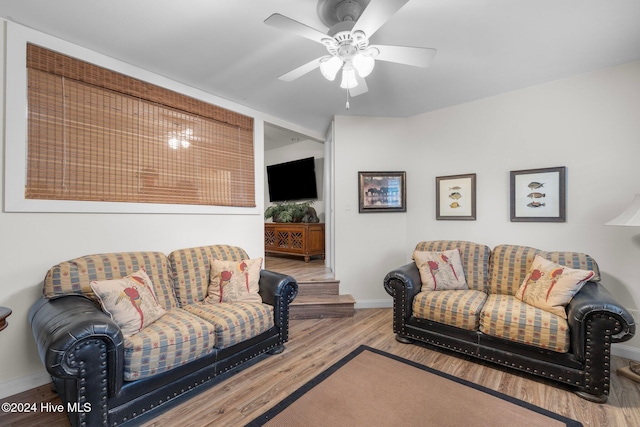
[264,201,314,223]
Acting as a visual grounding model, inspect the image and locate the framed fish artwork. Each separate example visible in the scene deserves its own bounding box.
[436,173,476,220]
[510,166,566,222]
[358,171,406,213]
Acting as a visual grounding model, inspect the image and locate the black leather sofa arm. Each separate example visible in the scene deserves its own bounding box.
[29,295,125,397]
[259,269,298,327]
[383,262,422,318]
[567,281,636,361]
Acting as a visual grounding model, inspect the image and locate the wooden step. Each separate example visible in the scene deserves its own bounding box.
[290,294,356,320]
[296,279,340,297]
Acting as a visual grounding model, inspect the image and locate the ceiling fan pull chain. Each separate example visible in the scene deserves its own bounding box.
[346,90,350,110]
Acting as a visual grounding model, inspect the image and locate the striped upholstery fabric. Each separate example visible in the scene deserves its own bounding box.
[488,244,601,296]
[169,245,250,306]
[123,308,216,381]
[43,252,178,310]
[479,294,570,353]
[414,241,491,292]
[183,302,274,349]
[413,290,487,331]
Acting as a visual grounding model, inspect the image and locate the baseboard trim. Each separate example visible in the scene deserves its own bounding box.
[0,370,51,399]
[612,343,640,362]
[354,299,392,309]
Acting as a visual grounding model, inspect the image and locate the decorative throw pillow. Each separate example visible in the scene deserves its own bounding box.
[413,249,468,291]
[516,255,595,318]
[205,258,263,304]
[90,269,166,337]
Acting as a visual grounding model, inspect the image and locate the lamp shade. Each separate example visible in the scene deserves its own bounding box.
[352,53,375,77]
[606,194,640,226]
[319,56,342,81]
[340,65,358,89]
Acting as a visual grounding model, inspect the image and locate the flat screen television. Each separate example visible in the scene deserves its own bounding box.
[267,157,318,202]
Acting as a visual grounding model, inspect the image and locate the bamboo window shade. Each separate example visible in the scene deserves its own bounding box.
[25,44,255,207]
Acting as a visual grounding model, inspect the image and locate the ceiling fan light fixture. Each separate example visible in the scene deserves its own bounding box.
[352,52,375,77]
[340,64,358,89]
[320,55,343,81]
[266,0,436,99]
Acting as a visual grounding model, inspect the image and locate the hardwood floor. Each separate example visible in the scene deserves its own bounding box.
[2,308,639,426]
[264,255,333,281]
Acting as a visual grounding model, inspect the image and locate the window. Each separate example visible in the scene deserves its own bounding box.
[26,44,255,207]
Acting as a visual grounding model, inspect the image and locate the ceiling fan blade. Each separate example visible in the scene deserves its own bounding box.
[278,56,324,82]
[372,45,437,68]
[264,13,328,45]
[352,0,410,38]
[349,74,368,97]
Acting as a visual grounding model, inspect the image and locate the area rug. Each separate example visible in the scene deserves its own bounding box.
[246,345,582,427]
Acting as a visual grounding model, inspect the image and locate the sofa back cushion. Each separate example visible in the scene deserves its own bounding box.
[169,245,250,306]
[43,252,178,310]
[488,244,601,296]
[414,241,491,292]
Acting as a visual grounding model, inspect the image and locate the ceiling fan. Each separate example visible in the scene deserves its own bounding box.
[264,0,437,104]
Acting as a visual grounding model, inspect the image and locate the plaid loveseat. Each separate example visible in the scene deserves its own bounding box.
[29,245,297,427]
[384,241,634,403]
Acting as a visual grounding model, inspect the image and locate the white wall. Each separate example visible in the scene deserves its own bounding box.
[333,60,640,359]
[264,140,326,221]
[333,116,411,307]
[0,21,318,397]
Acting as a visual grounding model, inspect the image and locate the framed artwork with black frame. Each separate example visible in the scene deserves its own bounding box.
[358,171,406,213]
[436,173,476,220]
[510,166,566,222]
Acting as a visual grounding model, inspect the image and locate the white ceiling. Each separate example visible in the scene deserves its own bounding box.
[2,0,640,142]
[264,123,322,150]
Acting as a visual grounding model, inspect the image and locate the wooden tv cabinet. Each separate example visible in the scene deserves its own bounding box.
[265,222,325,262]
